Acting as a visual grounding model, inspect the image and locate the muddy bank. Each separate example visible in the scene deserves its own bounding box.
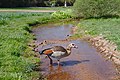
[32,22,119,80]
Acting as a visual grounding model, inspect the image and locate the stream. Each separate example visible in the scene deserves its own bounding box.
[32,22,118,80]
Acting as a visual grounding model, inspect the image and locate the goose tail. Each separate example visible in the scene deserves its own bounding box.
[39,48,53,55]
[39,50,44,55]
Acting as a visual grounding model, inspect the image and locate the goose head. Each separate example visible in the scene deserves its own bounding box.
[67,43,78,50]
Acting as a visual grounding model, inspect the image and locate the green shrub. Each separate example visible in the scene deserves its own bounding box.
[51,9,72,19]
[73,0,120,18]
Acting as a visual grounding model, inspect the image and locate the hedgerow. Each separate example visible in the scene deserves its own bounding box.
[73,0,120,18]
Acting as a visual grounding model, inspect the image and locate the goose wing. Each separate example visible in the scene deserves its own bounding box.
[39,48,53,56]
[51,46,67,59]
[52,46,67,52]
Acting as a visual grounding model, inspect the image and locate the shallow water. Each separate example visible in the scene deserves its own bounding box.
[32,22,117,80]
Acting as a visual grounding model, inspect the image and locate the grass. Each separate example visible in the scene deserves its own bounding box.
[0,12,47,80]
[0,7,71,11]
[0,12,63,80]
[75,18,120,50]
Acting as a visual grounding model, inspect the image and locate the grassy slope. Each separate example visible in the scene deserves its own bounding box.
[0,12,58,80]
[76,18,120,50]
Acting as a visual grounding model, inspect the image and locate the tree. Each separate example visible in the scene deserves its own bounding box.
[0,0,74,7]
[62,0,75,7]
[0,0,46,7]
[57,0,75,7]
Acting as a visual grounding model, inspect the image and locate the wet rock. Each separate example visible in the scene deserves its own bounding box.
[83,34,120,74]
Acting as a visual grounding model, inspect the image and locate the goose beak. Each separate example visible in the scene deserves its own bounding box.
[74,46,78,49]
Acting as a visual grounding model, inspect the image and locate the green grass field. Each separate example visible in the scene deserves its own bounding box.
[0,7,71,11]
[0,12,58,80]
[76,18,120,50]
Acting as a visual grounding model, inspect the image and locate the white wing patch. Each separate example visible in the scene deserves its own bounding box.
[51,51,65,58]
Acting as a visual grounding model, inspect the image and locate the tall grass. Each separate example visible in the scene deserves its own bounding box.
[0,12,51,80]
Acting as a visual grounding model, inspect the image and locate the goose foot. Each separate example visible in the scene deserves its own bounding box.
[57,60,60,66]
[57,60,64,66]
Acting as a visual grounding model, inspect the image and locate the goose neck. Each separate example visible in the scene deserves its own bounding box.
[66,46,72,54]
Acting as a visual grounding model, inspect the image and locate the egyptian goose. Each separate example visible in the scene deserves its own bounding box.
[38,43,78,66]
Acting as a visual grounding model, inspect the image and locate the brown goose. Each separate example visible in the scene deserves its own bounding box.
[38,43,78,66]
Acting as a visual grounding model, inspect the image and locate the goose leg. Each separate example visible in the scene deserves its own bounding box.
[57,60,60,66]
[48,56,53,66]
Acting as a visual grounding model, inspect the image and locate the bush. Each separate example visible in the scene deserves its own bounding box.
[73,0,120,18]
[51,9,72,19]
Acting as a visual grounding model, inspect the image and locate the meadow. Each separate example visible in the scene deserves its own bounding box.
[0,12,55,80]
[0,7,71,11]
[0,12,45,80]
[76,18,120,50]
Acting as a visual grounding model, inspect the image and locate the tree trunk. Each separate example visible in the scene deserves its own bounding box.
[64,0,67,7]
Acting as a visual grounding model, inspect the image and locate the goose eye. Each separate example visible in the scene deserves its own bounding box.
[44,40,47,42]
[72,44,75,46]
